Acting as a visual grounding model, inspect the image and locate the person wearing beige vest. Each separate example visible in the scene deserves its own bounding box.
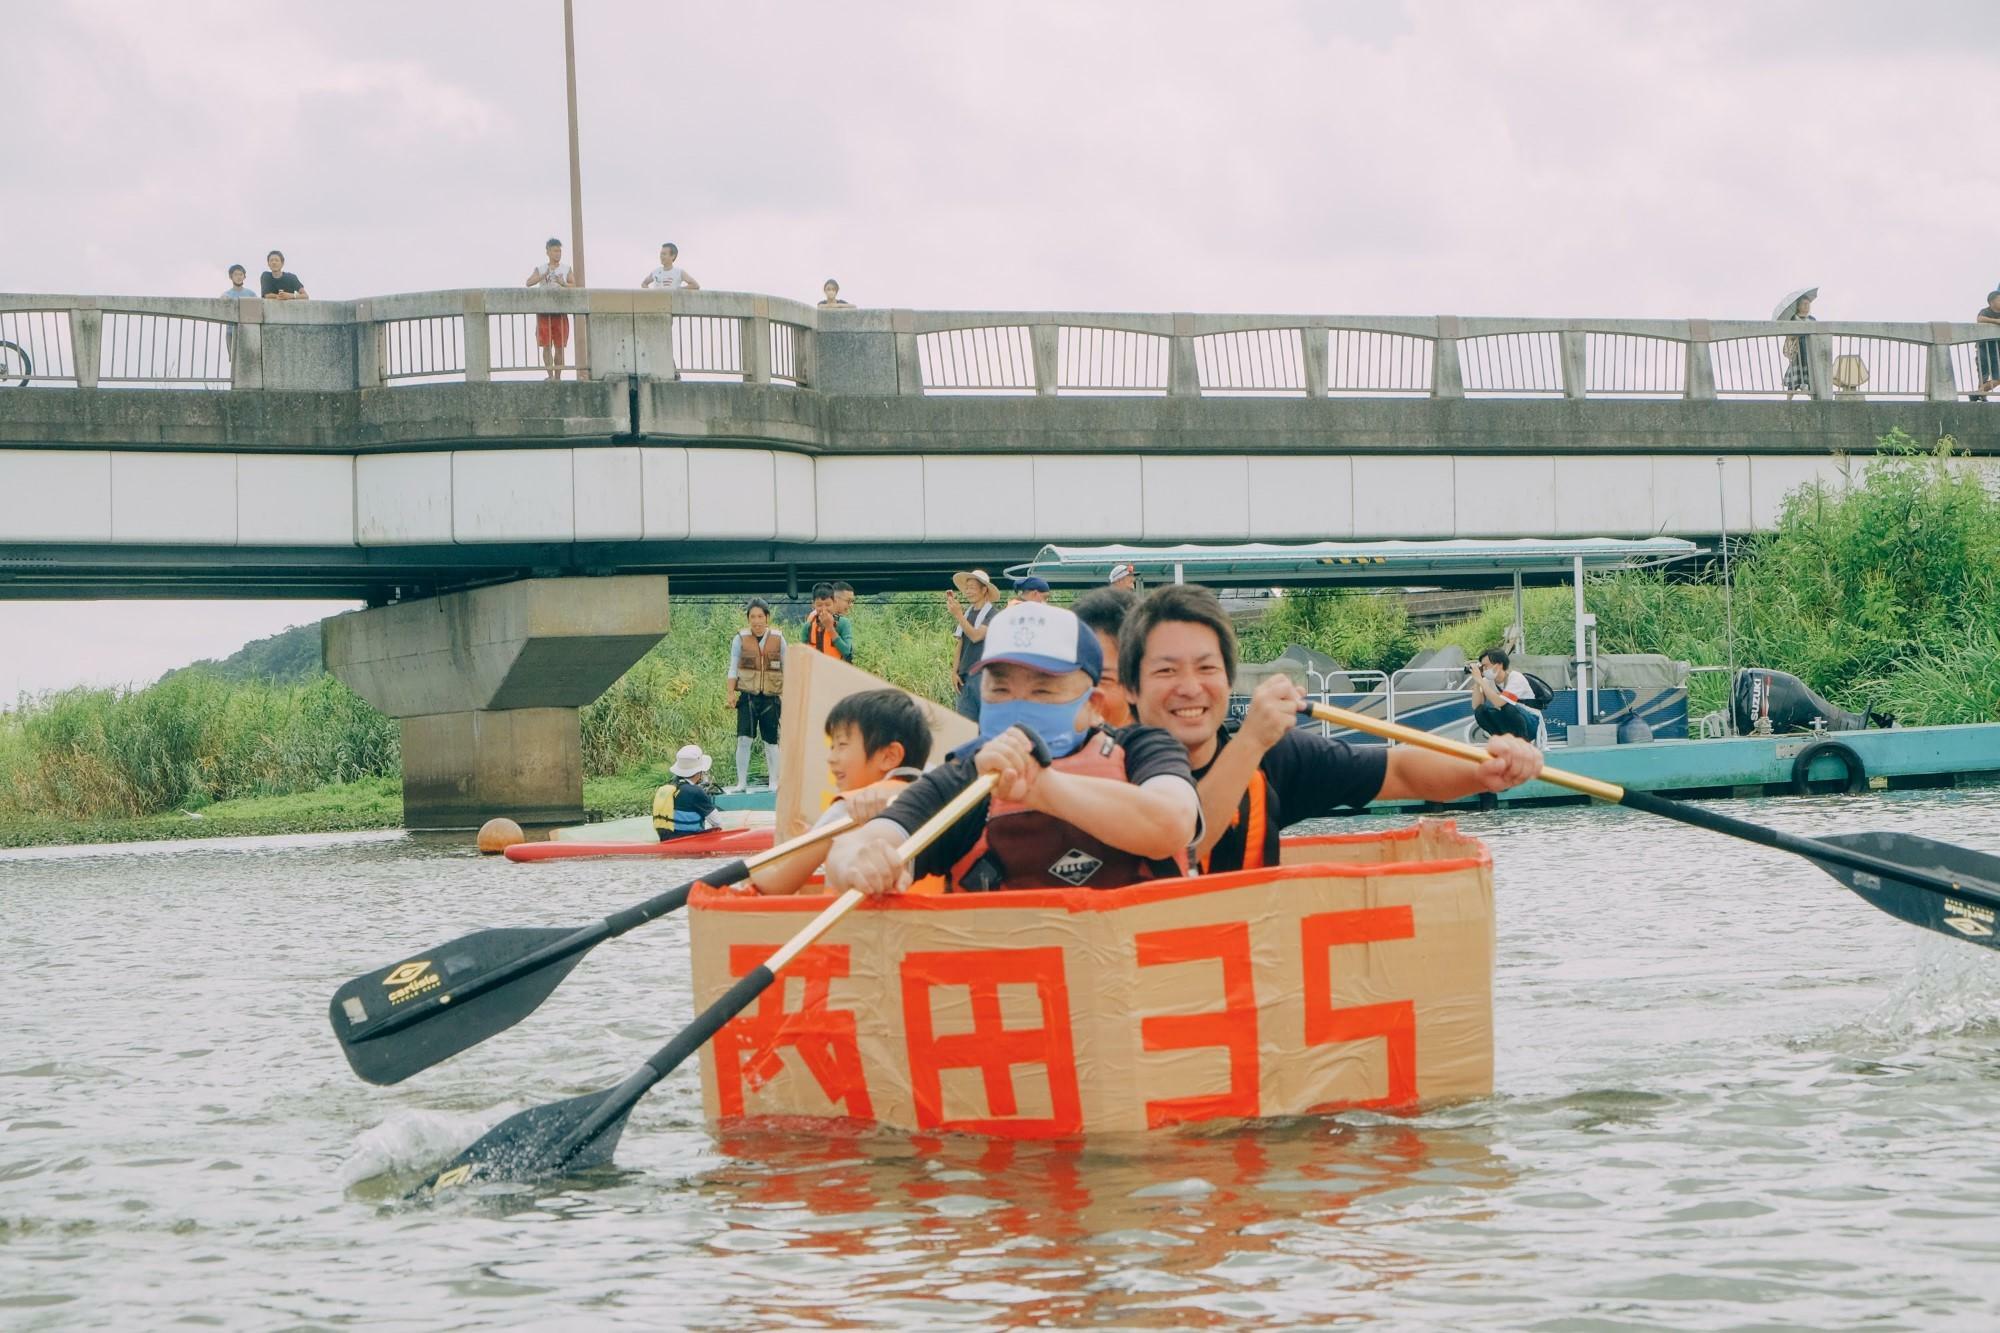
[724,598,786,793]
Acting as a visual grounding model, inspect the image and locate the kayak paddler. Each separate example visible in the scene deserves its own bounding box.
[823,602,1201,895]
[1122,584,1545,874]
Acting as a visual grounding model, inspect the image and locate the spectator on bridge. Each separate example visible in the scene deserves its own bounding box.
[526,238,575,382]
[945,569,1001,719]
[259,251,308,301]
[819,278,854,308]
[1974,289,2000,401]
[830,581,857,662]
[1774,287,1817,399]
[1108,562,1138,592]
[222,265,256,299]
[724,598,785,793]
[1468,648,1540,745]
[641,242,700,291]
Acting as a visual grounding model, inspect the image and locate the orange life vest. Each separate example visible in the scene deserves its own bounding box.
[806,614,841,658]
[947,730,1190,892]
[1198,769,1270,874]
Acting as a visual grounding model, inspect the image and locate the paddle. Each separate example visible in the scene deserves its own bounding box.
[1307,702,2000,950]
[412,767,1004,1197]
[330,816,856,1086]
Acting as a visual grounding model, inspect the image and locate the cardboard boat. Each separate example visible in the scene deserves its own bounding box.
[688,820,1494,1138]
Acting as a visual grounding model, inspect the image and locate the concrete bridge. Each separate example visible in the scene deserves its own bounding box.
[5,288,1995,824]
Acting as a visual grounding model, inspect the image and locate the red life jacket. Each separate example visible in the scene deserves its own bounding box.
[948,729,1190,892]
[1198,769,1270,874]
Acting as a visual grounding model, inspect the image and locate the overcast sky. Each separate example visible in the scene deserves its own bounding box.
[3,0,1995,697]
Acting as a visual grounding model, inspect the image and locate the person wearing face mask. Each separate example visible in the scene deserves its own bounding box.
[1125,584,1543,875]
[821,602,1200,895]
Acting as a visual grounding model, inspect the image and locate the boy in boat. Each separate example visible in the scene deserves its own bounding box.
[653,744,725,842]
[823,602,1200,895]
[1123,584,1544,874]
[751,689,936,895]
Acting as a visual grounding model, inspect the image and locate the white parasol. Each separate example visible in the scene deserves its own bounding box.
[1772,287,1818,320]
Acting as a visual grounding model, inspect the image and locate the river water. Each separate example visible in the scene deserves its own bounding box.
[5,787,2000,1330]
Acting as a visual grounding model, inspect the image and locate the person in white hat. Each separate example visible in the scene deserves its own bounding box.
[1108,563,1138,592]
[944,569,1002,720]
[652,744,724,842]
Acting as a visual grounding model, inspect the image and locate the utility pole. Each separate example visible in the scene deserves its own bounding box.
[563,0,589,380]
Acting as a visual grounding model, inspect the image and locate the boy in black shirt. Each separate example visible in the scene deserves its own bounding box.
[823,603,1199,894]
[259,250,308,300]
[1123,585,1543,873]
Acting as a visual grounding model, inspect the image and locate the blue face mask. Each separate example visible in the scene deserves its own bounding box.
[979,695,1089,759]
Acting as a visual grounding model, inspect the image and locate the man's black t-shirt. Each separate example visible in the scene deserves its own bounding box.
[1194,724,1388,871]
[880,724,1195,882]
[260,270,304,296]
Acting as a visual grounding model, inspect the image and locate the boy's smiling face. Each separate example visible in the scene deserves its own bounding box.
[826,722,900,791]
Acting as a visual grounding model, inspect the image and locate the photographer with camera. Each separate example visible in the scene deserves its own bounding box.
[1468,648,1540,744]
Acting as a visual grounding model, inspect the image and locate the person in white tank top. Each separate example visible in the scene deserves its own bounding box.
[525,237,574,381]
[640,241,701,291]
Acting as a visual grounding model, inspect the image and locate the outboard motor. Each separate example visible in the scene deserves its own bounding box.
[1731,668,1880,735]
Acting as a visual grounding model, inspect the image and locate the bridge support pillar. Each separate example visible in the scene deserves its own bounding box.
[324,576,671,829]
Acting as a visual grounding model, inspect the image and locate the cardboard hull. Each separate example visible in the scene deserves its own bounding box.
[690,821,1494,1138]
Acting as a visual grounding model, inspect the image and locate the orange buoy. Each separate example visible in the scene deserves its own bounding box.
[477,817,526,855]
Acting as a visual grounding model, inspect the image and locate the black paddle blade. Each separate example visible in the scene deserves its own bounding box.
[410,1088,631,1199]
[1811,830,2000,950]
[330,927,592,1086]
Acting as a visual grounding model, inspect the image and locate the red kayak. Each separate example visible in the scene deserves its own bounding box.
[505,826,777,863]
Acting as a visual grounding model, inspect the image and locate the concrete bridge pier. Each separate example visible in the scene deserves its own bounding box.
[324,576,671,828]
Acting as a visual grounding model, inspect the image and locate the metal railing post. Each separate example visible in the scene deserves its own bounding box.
[1684,320,1716,400]
[1432,318,1463,398]
[1030,322,1058,396]
[1926,322,1959,402]
[1301,325,1329,398]
[1559,329,1587,400]
[71,303,101,389]
[232,301,264,390]
[462,292,490,383]
[1168,314,1198,397]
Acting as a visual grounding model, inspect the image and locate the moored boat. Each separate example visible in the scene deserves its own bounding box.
[688,820,1494,1137]
[506,824,776,862]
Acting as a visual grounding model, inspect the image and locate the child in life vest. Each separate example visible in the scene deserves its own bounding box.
[822,603,1201,896]
[652,744,725,841]
[751,689,936,895]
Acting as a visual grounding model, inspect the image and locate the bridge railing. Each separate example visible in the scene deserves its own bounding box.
[2,291,1995,402]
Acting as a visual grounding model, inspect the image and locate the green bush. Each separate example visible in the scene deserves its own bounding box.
[1237,590,1419,676]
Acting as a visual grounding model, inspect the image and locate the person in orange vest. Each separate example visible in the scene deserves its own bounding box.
[824,603,1200,895]
[724,598,786,793]
[1123,584,1543,874]
[750,689,936,895]
[804,581,851,659]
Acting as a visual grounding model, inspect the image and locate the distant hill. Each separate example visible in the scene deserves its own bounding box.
[161,620,324,685]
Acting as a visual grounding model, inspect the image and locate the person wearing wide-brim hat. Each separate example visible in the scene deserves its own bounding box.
[1774,286,1818,399]
[652,744,724,842]
[945,570,1002,721]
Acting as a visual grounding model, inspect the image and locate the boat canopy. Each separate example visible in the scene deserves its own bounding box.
[1007,537,1701,587]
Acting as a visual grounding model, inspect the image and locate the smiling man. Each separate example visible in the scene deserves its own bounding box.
[1124,584,1544,874]
[823,602,1198,895]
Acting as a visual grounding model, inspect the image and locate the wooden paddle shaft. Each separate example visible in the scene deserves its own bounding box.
[1307,702,1626,805]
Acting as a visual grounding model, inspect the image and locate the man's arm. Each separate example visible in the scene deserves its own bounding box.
[834,615,854,659]
[680,271,701,291]
[723,634,742,706]
[1377,738,1541,803]
[1032,767,1198,861]
[1193,675,1297,858]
